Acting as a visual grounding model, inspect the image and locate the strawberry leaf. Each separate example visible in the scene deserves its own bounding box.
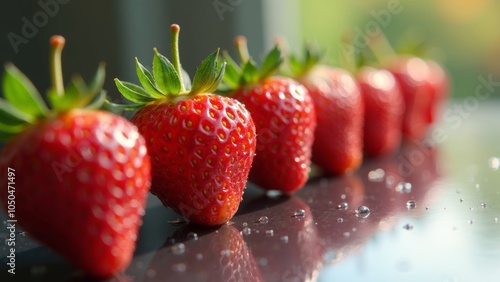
[258,46,282,80]
[115,79,156,104]
[222,52,241,89]
[0,99,33,126]
[190,49,224,94]
[0,123,24,141]
[241,60,259,85]
[153,48,181,95]
[84,90,106,110]
[48,75,86,111]
[88,63,106,97]
[135,58,163,98]
[2,64,48,118]
[104,99,145,111]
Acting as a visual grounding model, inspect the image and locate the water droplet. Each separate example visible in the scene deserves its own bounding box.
[168,218,187,226]
[368,168,385,182]
[293,209,306,218]
[468,219,474,224]
[459,198,464,203]
[494,218,498,223]
[257,216,269,224]
[187,232,198,240]
[352,227,357,232]
[265,230,274,236]
[336,202,348,210]
[340,194,347,200]
[488,157,500,170]
[456,189,461,194]
[481,203,487,208]
[337,218,344,223]
[258,257,268,266]
[402,223,414,230]
[470,207,474,211]
[280,235,289,243]
[355,206,371,218]
[168,238,176,244]
[226,221,235,226]
[171,243,185,255]
[242,222,248,227]
[343,232,351,237]
[266,190,282,198]
[220,249,231,256]
[172,263,187,272]
[406,200,417,209]
[385,175,395,188]
[242,227,252,235]
[475,184,480,190]
[196,253,204,260]
[395,182,412,193]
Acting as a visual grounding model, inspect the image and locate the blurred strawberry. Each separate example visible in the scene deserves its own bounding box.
[113,25,256,226]
[284,46,363,175]
[357,67,404,157]
[218,37,316,192]
[423,59,449,124]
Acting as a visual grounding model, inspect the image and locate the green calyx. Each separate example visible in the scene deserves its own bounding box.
[218,36,283,92]
[0,35,106,141]
[283,42,322,78]
[112,24,225,110]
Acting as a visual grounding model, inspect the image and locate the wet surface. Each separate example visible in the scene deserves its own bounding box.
[1,101,500,281]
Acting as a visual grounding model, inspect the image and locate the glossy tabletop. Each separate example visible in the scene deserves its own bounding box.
[1,100,500,282]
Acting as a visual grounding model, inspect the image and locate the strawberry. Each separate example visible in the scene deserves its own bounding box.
[284,46,363,175]
[357,67,404,157]
[368,33,449,141]
[385,55,432,141]
[219,37,316,193]
[113,25,256,226]
[423,59,449,124]
[0,36,151,277]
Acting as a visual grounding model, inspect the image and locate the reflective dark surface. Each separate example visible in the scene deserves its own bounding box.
[1,101,500,281]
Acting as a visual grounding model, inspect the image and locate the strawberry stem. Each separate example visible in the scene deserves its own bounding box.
[235,36,250,63]
[50,35,65,97]
[170,24,186,92]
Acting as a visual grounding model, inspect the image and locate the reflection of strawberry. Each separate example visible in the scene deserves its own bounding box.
[145,225,263,282]
[113,25,256,226]
[219,37,316,192]
[357,67,404,157]
[0,36,151,277]
[238,196,323,281]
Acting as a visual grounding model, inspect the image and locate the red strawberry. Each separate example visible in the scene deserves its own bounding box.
[423,59,449,124]
[357,67,404,157]
[219,37,316,193]
[385,55,432,141]
[284,46,363,175]
[0,36,151,277]
[113,25,256,226]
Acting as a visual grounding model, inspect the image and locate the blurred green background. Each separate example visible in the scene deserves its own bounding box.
[1,0,499,100]
[301,0,500,98]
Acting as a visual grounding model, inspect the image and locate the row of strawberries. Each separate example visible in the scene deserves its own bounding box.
[0,25,447,277]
